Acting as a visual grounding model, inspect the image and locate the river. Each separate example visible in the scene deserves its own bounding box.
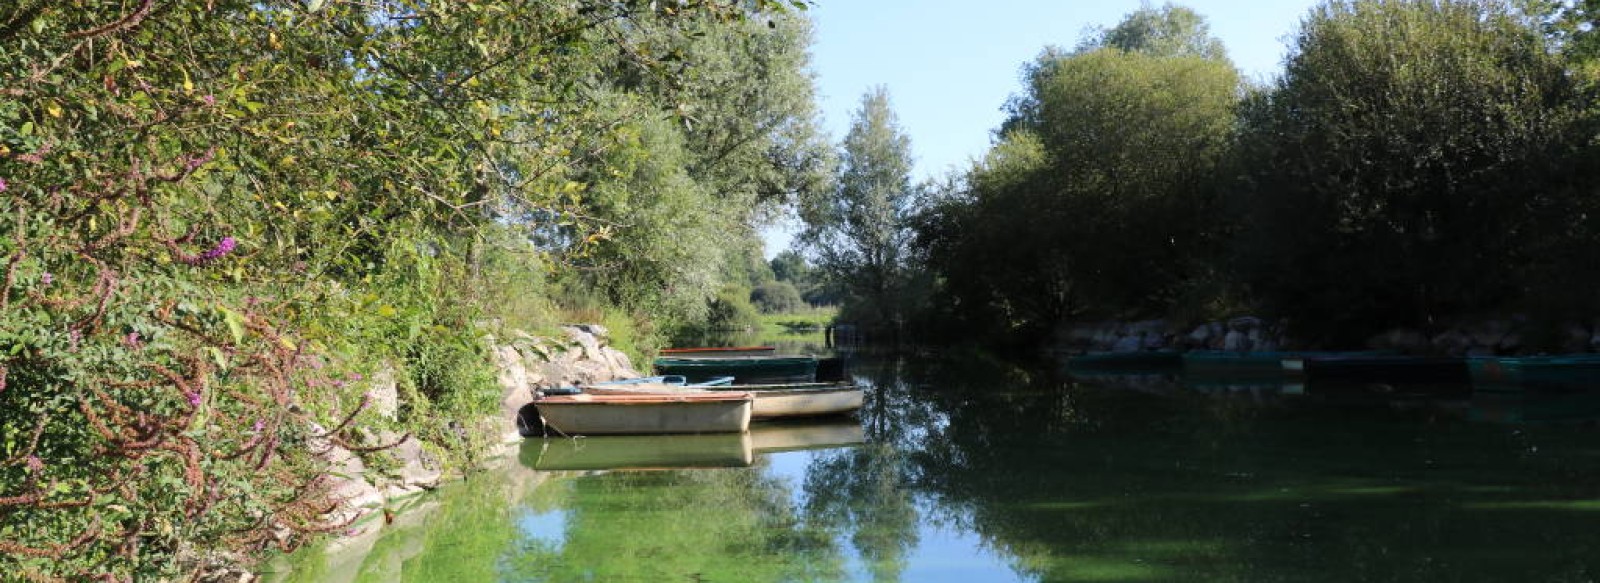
[266,351,1600,582]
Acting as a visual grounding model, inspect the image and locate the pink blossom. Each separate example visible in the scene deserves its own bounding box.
[183,236,236,266]
[25,456,43,473]
[0,177,7,192]
[40,272,51,286]
[201,94,216,106]
[253,419,265,432]
[123,332,141,349]
[185,148,215,172]
[185,391,201,407]
[349,373,363,381]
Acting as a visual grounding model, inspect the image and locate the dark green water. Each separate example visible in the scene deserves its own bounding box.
[268,355,1600,582]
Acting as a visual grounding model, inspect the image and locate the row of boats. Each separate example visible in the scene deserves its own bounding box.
[1068,349,1600,390]
[526,347,862,437]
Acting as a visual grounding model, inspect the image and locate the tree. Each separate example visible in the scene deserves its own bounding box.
[1078,2,1229,59]
[1235,0,1584,344]
[919,8,1240,343]
[801,87,916,333]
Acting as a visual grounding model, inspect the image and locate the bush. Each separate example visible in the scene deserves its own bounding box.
[750,281,805,313]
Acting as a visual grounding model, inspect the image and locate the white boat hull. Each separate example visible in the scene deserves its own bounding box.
[746,386,864,419]
[534,393,753,435]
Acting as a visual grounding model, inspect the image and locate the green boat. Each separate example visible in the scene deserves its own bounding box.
[1467,354,1600,390]
[1066,351,1183,373]
[1184,350,1386,377]
[653,355,819,384]
[1285,355,1469,384]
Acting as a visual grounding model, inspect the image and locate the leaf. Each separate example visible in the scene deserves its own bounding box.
[220,306,246,344]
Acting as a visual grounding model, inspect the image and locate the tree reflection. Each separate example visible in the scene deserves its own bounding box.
[874,353,1600,582]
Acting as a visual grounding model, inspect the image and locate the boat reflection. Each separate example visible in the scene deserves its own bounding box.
[520,419,866,471]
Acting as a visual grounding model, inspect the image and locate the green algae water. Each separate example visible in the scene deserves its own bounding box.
[268,355,1600,582]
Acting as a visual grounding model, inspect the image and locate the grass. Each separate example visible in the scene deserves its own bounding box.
[754,307,837,345]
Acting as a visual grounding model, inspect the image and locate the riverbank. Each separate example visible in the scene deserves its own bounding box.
[1055,315,1600,356]
[231,325,639,581]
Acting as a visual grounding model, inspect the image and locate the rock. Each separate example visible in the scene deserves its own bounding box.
[377,431,442,498]
[1432,329,1472,356]
[1223,330,1249,352]
[367,368,399,422]
[1228,316,1262,331]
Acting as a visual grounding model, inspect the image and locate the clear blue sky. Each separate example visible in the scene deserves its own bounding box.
[766,0,1326,257]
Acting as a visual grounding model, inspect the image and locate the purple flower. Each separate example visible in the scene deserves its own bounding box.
[184,236,237,266]
[123,332,142,349]
[185,391,201,407]
[202,94,216,107]
[40,272,51,286]
[185,149,215,172]
[332,380,345,388]
[253,419,265,433]
[0,177,7,192]
[349,373,363,381]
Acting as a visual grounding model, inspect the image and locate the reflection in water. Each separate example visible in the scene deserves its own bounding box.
[273,354,1600,582]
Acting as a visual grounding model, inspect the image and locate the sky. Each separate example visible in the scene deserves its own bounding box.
[765,0,1327,257]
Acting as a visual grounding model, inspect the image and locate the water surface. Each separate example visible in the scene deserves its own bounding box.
[270,355,1600,582]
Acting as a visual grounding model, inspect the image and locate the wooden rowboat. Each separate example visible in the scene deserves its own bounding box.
[581,379,863,419]
[533,392,753,435]
[706,381,863,419]
[659,346,777,357]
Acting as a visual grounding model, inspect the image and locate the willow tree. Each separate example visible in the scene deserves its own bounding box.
[1235,0,1584,344]
[801,87,915,334]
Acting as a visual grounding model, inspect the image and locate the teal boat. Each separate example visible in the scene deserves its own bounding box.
[653,355,819,384]
[1467,354,1600,390]
[1285,355,1468,385]
[1066,351,1183,372]
[1184,350,1387,377]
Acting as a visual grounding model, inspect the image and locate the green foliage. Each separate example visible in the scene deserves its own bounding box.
[1235,0,1585,344]
[706,286,765,332]
[920,28,1240,343]
[800,87,917,333]
[0,0,820,578]
[1077,2,1229,59]
[751,280,806,313]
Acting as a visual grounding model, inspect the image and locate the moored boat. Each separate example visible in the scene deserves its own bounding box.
[659,346,777,358]
[653,355,820,384]
[1066,351,1183,372]
[1185,350,1386,376]
[704,381,863,419]
[533,392,753,435]
[1284,355,1469,384]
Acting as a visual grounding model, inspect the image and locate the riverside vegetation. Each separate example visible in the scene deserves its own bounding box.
[0,1,830,579]
[815,1,1600,353]
[10,0,1600,580]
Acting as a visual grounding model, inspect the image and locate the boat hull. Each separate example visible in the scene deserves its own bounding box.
[654,356,820,384]
[659,346,777,358]
[708,382,863,419]
[533,393,753,435]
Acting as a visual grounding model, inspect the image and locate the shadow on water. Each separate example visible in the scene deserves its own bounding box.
[269,352,1600,582]
[900,357,1600,582]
